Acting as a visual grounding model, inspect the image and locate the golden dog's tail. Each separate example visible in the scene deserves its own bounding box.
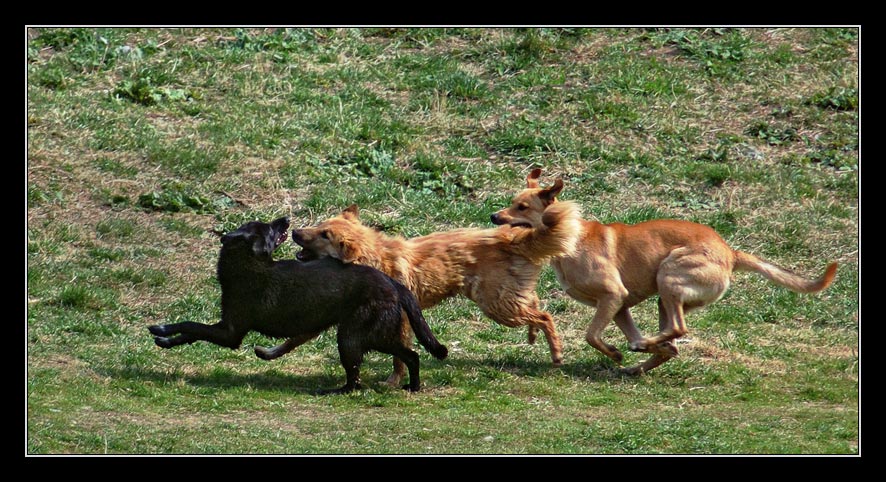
[733,251,838,293]
[510,200,583,263]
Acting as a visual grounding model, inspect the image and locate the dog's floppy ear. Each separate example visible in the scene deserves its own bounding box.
[342,204,360,220]
[338,238,359,264]
[526,168,542,188]
[539,178,564,204]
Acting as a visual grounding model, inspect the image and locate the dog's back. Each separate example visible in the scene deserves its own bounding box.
[236,257,405,338]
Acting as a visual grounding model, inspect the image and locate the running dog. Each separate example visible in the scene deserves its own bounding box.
[258,198,582,384]
[493,168,838,375]
[148,217,447,393]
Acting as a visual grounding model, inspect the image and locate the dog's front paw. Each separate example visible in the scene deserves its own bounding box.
[628,340,649,353]
[254,346,275,360]
[317,384,359,396]
[153,336,173,349]
[654,341,678,357]
[148,325,170,336]
[620,365,645,376]
[401,383,421,392]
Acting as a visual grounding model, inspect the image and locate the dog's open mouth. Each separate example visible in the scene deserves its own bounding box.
[295,250,316,261]
[509,222,533,229]
[271,218,291,249]
[291,230,319,261]
[295,248,320,261]
[275,230,288,248]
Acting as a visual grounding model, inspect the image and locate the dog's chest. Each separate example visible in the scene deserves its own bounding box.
[551,258,573,291]
[551,255,617,306]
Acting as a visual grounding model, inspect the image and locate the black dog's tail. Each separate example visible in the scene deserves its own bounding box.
[393,280,448,360]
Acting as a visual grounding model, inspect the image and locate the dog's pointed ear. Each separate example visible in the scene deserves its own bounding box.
[539,178,564,204]
[221,230,267,255]
[526,168,542,188]
[220,230,246,244]
[342,204,360,220]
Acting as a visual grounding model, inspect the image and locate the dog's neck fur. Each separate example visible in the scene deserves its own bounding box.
[334,203,582,307]
[217,245,273,291]
[508,200,583,263]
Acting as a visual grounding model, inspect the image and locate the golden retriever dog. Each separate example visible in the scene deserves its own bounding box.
[259,194,582,384]
[492,168,838,375]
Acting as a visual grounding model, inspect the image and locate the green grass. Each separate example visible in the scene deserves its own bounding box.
[27,27,858,455]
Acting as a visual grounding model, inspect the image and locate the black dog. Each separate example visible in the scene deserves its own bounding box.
[148,217,448,394]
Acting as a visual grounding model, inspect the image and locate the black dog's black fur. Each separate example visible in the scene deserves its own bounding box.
[148,217,448,394]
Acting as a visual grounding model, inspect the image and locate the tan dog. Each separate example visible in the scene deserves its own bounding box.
[260,197,582,384]
[493,168,838,375]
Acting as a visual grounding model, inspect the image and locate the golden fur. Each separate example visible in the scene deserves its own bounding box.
[274,197,582,384]
[494,168,838,375]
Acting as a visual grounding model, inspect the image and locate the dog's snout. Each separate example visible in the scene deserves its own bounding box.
[273,216,291,230]
[291,229,306,245]
[490,212,503,225]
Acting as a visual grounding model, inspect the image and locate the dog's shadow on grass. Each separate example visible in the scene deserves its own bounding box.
[443,355,635,382]
[102,353,636,396]
[103,365,347,396]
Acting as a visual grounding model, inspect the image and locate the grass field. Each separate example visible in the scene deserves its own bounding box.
[26,27,859,455]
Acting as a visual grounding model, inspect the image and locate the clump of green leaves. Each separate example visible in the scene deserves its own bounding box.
[806,86,858,111]
[113,77,194,106]
[138,184,234,214]
[694,163,732,187]
[744,121,798,146]
[30,28,122,73]
[30,63,70,89]
[803,149,857,171]
[649,28,753,76]
[404,154,475,196]
[223,28,322,61]
[333,147,396,178]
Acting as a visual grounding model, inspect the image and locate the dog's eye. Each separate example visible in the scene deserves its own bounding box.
[320,231,329,239]
[517,203,529,211]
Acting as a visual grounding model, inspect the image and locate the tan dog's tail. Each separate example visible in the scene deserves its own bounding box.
[733,251,838,293]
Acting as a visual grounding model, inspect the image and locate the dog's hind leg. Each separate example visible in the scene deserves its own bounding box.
[533,312,563,367]
[527,326,539,345]
[623,299,680,374]
[629,296,687,352]
[319,339,365,395]
[482,293,563,366]
[254,331,324,360]
[516,307,563,367]
[517,292,565,367]
[383,314,412,386]
[622,343,678,376]
[384,345,422,392]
